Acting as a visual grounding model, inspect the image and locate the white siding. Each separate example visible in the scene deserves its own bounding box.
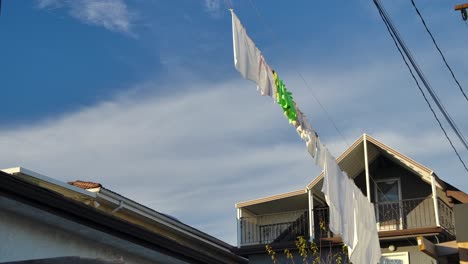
[0,197,186,264]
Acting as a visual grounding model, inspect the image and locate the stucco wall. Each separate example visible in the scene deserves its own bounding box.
[381,245,437,264]
[0,197,185,264]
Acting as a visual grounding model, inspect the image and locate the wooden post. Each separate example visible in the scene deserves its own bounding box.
[455,3,468,20]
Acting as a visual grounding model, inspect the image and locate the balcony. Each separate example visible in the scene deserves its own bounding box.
[317,197,455,239]
[239,210,309,246]
[238,197,455,247]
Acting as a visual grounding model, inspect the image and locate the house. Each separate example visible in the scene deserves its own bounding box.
[234,134,468,264]
[0,167,248,264]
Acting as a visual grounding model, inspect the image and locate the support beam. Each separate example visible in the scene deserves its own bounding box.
[363,134,371,202]
[308,189,315,241]
[417,236,438,259]
[431,174,440,226]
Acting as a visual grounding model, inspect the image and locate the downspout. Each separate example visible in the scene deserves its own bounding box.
[431,173,440,226]
[363,134,371,202]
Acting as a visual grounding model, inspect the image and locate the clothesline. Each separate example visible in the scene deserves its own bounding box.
[231,10,381,263]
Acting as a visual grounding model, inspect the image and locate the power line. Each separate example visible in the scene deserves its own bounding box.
[373,0,468,173]
[410,0,468,103]
[373,0,468,153]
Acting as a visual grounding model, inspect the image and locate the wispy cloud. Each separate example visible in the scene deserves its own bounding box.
[203,0,222,18]
[37,0,135,35]
[0,78,316,245]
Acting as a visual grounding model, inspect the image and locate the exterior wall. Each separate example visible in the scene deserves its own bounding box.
[364,156,432,201]
[0,197,186,264]
[354,156,437,229]
[381,245,437,264]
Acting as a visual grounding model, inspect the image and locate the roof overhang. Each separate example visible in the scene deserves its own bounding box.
[236,189,308,215]
[0,171,248,264]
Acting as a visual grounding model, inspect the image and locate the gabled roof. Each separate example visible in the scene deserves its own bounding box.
[237,133,458,209]
[306,133,437,190]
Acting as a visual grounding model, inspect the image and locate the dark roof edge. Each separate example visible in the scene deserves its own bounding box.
[98,187,235,250]
[0,171,247,264]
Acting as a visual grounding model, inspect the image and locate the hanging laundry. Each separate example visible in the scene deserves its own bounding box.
[273,71,297,123]
[258,55,276,97]
[293,102,312,132]
[340,177,356,250]
[230,11,381,263]
[298,129,317,159]
[314,138,326,169]
[231,11,276,99]
[306,134,317,158]
[322,150,343,235]
[348,184,381,263]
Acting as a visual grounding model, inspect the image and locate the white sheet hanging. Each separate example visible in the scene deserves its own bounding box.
[231,11,275,98]
[348,184,381,264]
[322,150,342,235]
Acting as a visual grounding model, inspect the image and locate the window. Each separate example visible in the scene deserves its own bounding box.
[374,178,403,230]
[380,252,409,264]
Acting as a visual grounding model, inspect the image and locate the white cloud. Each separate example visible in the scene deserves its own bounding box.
[0,79,317,245]
[1,55,467,245]
[37,0,135,35]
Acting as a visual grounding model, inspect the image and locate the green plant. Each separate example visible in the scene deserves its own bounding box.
[266,236,350,264]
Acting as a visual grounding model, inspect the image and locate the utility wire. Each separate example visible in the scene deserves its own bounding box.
[410,0,468,103]
[373,0,468,153]
[373,0,468,173]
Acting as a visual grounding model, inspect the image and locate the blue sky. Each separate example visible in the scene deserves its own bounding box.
[1,0,467,244]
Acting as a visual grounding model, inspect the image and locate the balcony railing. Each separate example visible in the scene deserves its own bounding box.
[238,197,455,246]
[239,210,309,246]
[438,198,455,235]
[375,197,436,231]
[317,197,455,238]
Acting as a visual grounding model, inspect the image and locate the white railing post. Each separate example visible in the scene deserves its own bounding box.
[237,208,242,247]
[431,174,440,227]
[308,189,314,241]
[363,134,371,202]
